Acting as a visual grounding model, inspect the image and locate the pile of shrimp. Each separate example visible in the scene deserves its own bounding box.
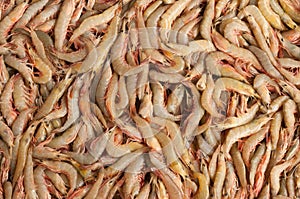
[1,0,300,198]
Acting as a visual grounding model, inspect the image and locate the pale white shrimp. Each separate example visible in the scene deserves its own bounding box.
[277,31,300,60]
[215,0,230,19]
[0,120,14,147]
[211,29,263,71]
[167,84,185,114]
[270,111,283,150]
[13,0,48,30]
[151,82,181,121]
[35,19,56,32]
[245,14,278,66]
[105,147,147,177]
[201,74,223,118]
[169,7,200,43]
[270,0,297,29]
[177,17,200,45]
[132,113,161,151]
[0,2,28,44]
[249,143,266,186]
[248,45,283,80]
[283,99,297,141]
[205,51,248,83]
[279,0,300,23]
[69,4,119,42]
[34,71,73,120]
[4,54,33,85]
[27,44,52,84]
[159,0,191,42]
[212,153,226,199]
[222,115,270,158]
[146,5,170,48]
[0,75,18,126]
[182,81,205,139]
[253,74,280,105]
[143,0,163,20]
[54,0,75,50]
[242,124,270,167]
[230,144,247,188]
[34,166,51,199]
[45,170,67,196]
[199,0,214,41]
[111,32,148,76]
[223,18,251,47]
[28,3,61,29]
[213,77,259,107]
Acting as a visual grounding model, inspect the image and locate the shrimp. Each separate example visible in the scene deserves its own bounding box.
[111,32,148,76]
[245,14,278,66]
[34,166,52,199]
[13,0,48,30]
[27,44,52,84]
[132,113,161,151]
[270,111,283,150]
[0,75,18,126]
[3,181,12,199]
[222,115,270,158]
[155,132,189,178]
[151,82,181,121]
[105,72,119,121]
[177,17,200,45]
[249,46,282,80]
[143,0,162,20]
[105,147,147,177]
[0,121,14,148]
[34,71,73,120]
[167,84,185,114]
[253,74,281,105]
[253,141,272,197]
[69,4,119,42]
[123,156,144,198]
[159,0,191,42]
[283,99,297,141]
[279,0,300,23]
[182,81,205,139]
[13,121,39,187]
[213,78,259,107]
[28,3,61,29]
[270,157,294,195]
[277,31,300,60]
[223,18,252,47]
[24,147,37,199]
[0,2,27,44]
[270,0,297,29]
[242,124,270,167]
[212,153,226,199]
[169,8,200,43]
[84,171,104,199]
[201,74,223,118]
[199,0,214,41]
[146,5,170,48]
[37,159,78,196]
[211,29,262,71]
[138,84,153,119]
[230,144,247,188]
[46,121,82,149]
[258,0,286,30]
[45,170,67,196]
[13,75,31,112]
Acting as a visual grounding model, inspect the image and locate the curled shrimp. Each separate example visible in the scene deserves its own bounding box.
[253,74,280,105]
[213,77,259,107]
[222,115,270,158]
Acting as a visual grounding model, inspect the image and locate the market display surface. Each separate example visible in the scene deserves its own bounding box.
[0,0,300,198]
